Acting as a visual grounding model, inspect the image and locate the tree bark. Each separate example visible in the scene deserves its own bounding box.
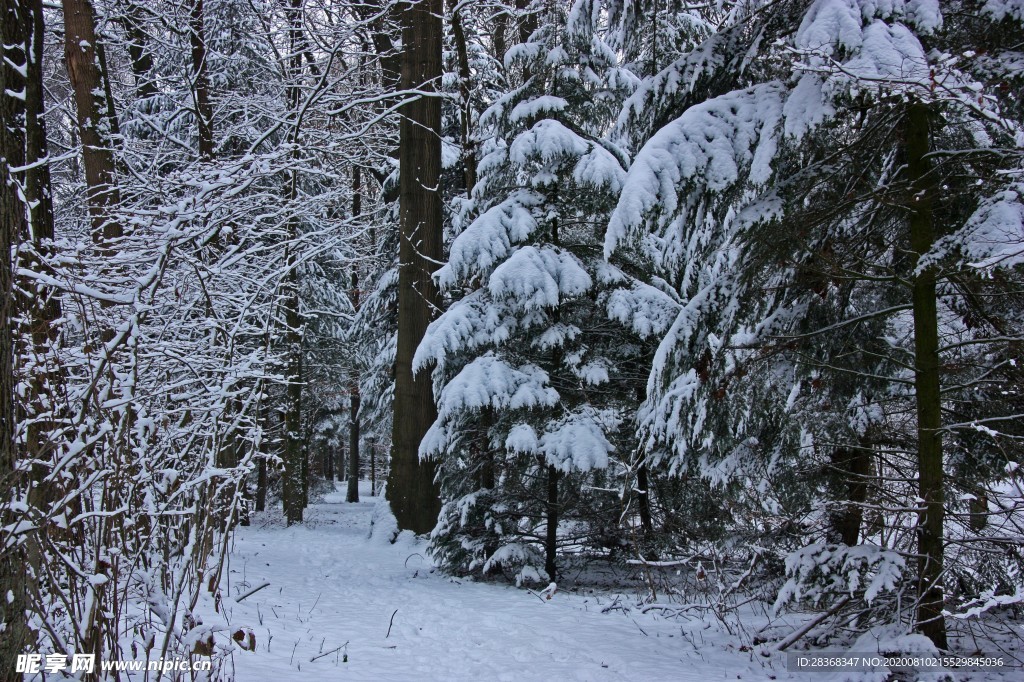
[449,0,477,191]
[906,101,947,650]
[256,452,267,511]
[347,273,361,503]
[119,1,157,101]
[280,0,307,525]
[545,464,559,581]
[189,0,214,160]
[21,0,62,512]
[828,445,871,546]
[386,0,443,534]
[62,0,122,245]
[1,0,32,672]
[347,378,361,503]
[282,263,304,524]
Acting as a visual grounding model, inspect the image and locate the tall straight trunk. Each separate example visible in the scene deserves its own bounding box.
[369,439,376,494]
[301,431,309,508]
[256,450,267,511]
[62,0,122,245]
[545,464,559,581]
[282,284,304,523]
[342,432,350,481]
[449,0,477,191]
[1,1,32,673]
[22,0,62,508]
[906,101,947,650]
[387,0,443,534]
[280,0,306,525]
[347,273,361,503]
[189,0,213,160]
[347,167,362,503]
[347,376,361,502]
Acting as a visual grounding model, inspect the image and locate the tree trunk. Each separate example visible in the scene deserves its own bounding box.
[189,0,214,160]
[449,0,476,192]
[347,378,361,503]
[62,0,122,245]
[906,101,947,651]
[256,454,267,512]
[1,0,32,672]
[337,436,345,482]
[828,446,871,546]
[282,263,304,524]
[281,0,306,525]
[21,0,62,515]
[545,464,559,581]
[348,273,361,503]
[636,460,654,536]
[119,1,157,101]
[387,0,443,534]
[493,9,507,72]
[369,438,376,494]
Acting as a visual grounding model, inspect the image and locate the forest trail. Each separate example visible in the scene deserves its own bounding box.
[213,482,788,681]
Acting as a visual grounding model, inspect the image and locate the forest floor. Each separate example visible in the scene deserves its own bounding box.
[207,482,1017,681]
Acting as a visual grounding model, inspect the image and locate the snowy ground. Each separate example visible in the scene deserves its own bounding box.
[207,482,1019,681]
[209,481,797,681]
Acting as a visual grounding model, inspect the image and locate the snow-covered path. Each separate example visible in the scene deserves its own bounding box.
[213,482,789,681]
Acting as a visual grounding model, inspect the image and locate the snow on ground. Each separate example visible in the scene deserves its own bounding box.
[208,482,1020,681]
[210,481,793,681]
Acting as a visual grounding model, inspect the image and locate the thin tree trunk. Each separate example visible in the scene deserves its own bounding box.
[281,0,306,525]
[493,8,507,72]
[348,273,361,503]
[545,464,559,581]
[120,2,157,101]
[1,1,32,674]
[282,287,303,524]
[189,0,214,160]
[449,0,476,191]
[301,430,309,508]
[347,377,360,502]
[256,453,267,512]
[387,0,443,534]
[369,439,376,494]
[636,460,654,536]
[342,432,350,481]
[906,101,947,650]
[62,0,122,245]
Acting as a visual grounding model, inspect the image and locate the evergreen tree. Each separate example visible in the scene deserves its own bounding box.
[421,0,638,582]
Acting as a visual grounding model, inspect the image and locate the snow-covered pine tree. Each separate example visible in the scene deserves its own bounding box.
[606,0,1024,646]
[418,0,637,583]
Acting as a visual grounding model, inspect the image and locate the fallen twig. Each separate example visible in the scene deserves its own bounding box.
[235,582,270,603]
[310,642,347,663]
[386,609,398,638]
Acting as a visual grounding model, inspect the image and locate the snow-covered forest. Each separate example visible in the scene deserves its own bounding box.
[2,0,1024,679]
